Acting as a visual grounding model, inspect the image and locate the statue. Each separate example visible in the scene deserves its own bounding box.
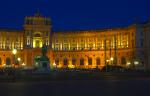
[42,43,47,56]
[34,43,50,73]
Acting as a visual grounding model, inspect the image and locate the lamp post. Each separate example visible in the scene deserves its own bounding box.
[12,49,17,68]
[17,57,21,68]
[106,59,109,72]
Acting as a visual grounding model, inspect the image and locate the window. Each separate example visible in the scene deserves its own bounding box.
[96,58,100,65]
[55,39,58,43]
[121,56,126,65]
[63,44,69,50]
[46,32,49,36]
[72,38,75,42]
[27,38,30,45]
[73,48,76,50]
[80,58,84,65]
[34,34,41,37]
[141,42,143,47]
[26,19,29,24]
[6,57,11,65]
[26,31,32,36]
[55,59,59,65]
[64,58,68,65]
[64,39,68,43]
[88,58,92,65]
[132,32,134,36]
[72,58,76,65]
[6,40,10,50]
[81,38,84,42]
[89,43,93,49]
[89,38,92,42]
[46,39,49,45]
[26,19,34,25]
[54,47,59,51]
[16,38,18,42]
[81,48,84,50]
[14,42,19,49]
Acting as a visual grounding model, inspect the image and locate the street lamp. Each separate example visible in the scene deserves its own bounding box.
[3,64,6,67]
[110,57,114,65]
[12,49,17,55]
[12,49,17,68]
[106,59,109,63]
[110,57,114,61]
[17,57,21,68]
[53,62,56,69]
[106,59,109,72]
[17,57,21,61]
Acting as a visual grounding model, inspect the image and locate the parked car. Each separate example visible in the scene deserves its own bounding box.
[101,65,127,72]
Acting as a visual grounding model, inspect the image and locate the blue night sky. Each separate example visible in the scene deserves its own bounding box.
[0,0,149,31]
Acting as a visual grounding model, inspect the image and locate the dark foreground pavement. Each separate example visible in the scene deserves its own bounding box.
[0,72,150,96]
[0,78,150,96]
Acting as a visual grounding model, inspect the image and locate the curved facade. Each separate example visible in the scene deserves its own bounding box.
[0,12,150,70]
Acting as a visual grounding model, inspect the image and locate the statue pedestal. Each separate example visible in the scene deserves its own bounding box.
[34,56,50,73]
[34,43,50,73]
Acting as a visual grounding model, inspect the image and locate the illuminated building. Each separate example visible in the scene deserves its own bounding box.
[0,12,150,70]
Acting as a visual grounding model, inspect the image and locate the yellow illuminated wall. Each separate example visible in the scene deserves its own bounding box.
[0,13,150,70]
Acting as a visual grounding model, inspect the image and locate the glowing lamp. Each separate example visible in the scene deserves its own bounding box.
[12,49,17,55]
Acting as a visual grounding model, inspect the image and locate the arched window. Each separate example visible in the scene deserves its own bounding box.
[34,33,41,37]
[6,57,11,65]
[96,57,101,65]
[64,58,68,65]
[72,58,76,65]
[88,57,92,65]
[55,58,59,65]
[0,58,1,65]
[80,58,84,65]
[121,56,126,65]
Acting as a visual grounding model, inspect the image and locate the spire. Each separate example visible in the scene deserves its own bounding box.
[35,8,42,17]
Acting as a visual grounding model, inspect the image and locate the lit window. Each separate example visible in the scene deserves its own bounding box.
[46,32,49,36]
[46,39,49,45]
[27,38,30,45]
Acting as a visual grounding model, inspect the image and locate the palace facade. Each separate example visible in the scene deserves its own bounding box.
[0,12,150,70]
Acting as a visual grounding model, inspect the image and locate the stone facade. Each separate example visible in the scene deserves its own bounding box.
[0,12,149,70]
